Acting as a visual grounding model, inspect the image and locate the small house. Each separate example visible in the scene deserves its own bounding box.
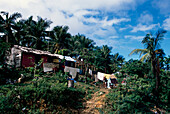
[8,45,76,72]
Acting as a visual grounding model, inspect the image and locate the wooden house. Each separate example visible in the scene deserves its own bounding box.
[8,45,76,71]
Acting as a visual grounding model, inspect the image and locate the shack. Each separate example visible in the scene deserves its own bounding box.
[8,45,76,72]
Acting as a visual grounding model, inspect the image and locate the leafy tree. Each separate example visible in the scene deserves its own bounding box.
[110,53,125,73]
[0,11,22,44]
[18,16,52,49]
[50,26,71,53]
[100,45,112,73]
[129,29,167,106]
[163,55,170,70]
[69,34,95,57]
[91,46,105,71]
[121,59,150,77]
[12,20,28,46]
[0,40,10,66]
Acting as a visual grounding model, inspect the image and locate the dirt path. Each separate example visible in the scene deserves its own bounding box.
[81,88,109,114]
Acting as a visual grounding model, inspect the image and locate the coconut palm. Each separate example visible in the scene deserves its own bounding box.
[31,16,52,49]
[100,45,112,73]
[12,20,28,46]
[78,34,95,49]
[50,26,71,53]
[129,29,167,91]
[0,11,22,44]
[20,16,52,49]
[67,35,81,57]
[110,53,125,73]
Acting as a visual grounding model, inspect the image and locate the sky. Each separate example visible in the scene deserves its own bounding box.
[0,0,170,60]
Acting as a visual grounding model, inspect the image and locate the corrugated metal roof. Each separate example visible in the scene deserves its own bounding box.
[13,45,76,62]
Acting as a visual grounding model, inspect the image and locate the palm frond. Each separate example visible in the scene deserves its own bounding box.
[140,53,150,62]
[9,12,22,21]
[129,49,148,57]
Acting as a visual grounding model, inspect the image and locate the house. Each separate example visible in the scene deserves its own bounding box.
[8,45,76,71]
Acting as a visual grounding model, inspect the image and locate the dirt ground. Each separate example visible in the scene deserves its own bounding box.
[81,88,109,114]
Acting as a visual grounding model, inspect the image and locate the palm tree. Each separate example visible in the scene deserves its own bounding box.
[67,35,80,57]
[19,16,52,49]
[100,45,112,73]
[19,16,35,47]
[0,11,22,44]
[69,34,95,82]
[92,46,105,71]
[13,20,28,46]
[67,34,95,59]
[110,53,125,73]
[50,26,71,53]
[129,29,167,98]
[31,16,52,50]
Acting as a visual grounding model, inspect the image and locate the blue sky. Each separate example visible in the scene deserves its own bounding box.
[0,0,170,60]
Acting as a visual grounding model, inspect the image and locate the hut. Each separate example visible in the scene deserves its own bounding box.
[8,45,76,72]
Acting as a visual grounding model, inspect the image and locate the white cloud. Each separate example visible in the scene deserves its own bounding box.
[0,0,135,32]
[163,16,170,30]
[131,23,160,32]
[44,0,136,13]
[119,25,132,31]
[92,36,120,49]
[138,13,153,24]
[120,27,128,31]
[102,18,131,26]
[124,35,144,41]
[81,17,130,27]
[108,36,119,39]
[0,0,138,50]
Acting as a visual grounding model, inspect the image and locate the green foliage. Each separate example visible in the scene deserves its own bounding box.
[121,59,150,77]
[110,53,125,73]
[0,73,86,113]
[0,66,21,85]
[105,72,169,113]
[0,40,10,65]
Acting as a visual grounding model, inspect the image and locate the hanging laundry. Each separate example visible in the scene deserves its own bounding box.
[107,78,111,89]
[97,72,105,81]
[43,63,59,72]
[77,68,80,73]
[104,74,111,79]
[64,66,80,79]
[89,69,92,75]
[110,74,117,79]
[64,66,70,73]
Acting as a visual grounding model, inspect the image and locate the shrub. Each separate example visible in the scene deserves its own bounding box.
[0,73,86,113]
[105,72,169,113]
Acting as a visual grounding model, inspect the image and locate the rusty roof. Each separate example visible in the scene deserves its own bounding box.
[13,45,75,62]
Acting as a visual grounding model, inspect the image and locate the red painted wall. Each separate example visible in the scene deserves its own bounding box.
[41,55,48,67]
[22,53,35,67]
[41,55,48,63]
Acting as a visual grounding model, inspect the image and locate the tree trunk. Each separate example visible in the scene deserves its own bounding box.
[6,35,8,43]
[105,61,107,73]
[153,57,160,108]
[85,64,88,83]
[156,58,160,91]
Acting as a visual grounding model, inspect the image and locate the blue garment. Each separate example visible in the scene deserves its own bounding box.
[67,78,74,80]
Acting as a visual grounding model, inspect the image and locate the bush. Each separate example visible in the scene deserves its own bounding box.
[105,73,169,113]
[0,73,86,113]
[0,66,21,85]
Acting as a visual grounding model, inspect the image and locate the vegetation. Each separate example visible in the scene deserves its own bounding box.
[105,72,169,113]
[0,73,86,113]
[129,29,168,108]
[0,11,169,113]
